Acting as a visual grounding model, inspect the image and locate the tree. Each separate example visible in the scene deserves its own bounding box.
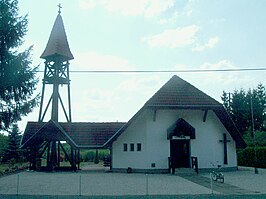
[0,132,8,161]
[222,83,266,135]
[2,124,22,162]
[0,0,39,131]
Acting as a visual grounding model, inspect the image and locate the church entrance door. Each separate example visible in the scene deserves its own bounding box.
[170,139,190,168]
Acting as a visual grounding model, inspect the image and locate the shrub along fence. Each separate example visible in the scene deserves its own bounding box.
[80,149,110,163]
[237,146,266,168]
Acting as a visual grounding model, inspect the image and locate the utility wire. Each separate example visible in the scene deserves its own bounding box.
[36,67,266,73]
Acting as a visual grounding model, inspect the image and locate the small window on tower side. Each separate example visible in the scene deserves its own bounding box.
[123,143,127,151]
[137,143,141,151]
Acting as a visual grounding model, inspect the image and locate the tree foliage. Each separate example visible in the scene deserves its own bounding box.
[0,0,39,131]
[2,124,22,162]
[222,83,266,135]
[0,132,8,159]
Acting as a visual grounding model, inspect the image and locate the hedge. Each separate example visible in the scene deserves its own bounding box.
[237,146,266,168]
[80,150,110,163]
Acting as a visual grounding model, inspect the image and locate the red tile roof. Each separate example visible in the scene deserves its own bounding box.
[145,75,221,108]
[21,121,125,148]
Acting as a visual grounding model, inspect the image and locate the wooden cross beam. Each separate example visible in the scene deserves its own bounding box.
[219,133,230,164]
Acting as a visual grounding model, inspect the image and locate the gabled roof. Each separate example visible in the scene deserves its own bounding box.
[105,75,246,148]
[21,120,77,148]
[40,14,74,61]
[21,121,125,149]
[145,75,221,108]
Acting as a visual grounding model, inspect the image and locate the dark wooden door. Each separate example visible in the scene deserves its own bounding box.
[170,140,190,168]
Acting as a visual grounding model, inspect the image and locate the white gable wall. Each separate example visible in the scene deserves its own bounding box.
[112,108,237,171]
[112,110,149,169]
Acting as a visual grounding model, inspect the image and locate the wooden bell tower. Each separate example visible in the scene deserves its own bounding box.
[39,5,73,122]
[38,5,76,170]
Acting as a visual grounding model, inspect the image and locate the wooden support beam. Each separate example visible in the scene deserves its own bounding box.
[67,65,72,122]
[74,149,77,165]
[46,141,51,169]
[59,142,75,168]
[57,141,60,167]
[77,149,80,170]
[110,148,113,171]
[203,110,208,122]
[30,146,38,170]
[71,147,74,165]
[51,141,57,168]
[58,93,70,122]
[38,77,46,122]
[39,142,49,158]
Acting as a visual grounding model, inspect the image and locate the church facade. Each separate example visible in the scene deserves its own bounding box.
[106,75,246,172]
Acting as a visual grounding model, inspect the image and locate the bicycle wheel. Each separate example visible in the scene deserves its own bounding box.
[220,176,224,183]
[212,173,217,181]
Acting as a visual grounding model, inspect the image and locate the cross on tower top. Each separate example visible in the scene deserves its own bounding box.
[58,3,62,14]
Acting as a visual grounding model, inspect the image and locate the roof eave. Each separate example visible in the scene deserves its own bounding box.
[104,107,145,147]
[145,104,223,109]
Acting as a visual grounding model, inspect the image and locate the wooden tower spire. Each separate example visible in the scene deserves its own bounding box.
[39,8,73,122]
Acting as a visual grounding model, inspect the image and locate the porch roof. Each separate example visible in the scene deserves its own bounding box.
[21,121,125,149]
[167,118,196,140]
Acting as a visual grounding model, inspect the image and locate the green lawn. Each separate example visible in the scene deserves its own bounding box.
[0,162,29,173]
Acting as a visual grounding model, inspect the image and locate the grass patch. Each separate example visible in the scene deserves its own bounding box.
[0,162,29,173]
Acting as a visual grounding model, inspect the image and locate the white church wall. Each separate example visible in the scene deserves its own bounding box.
[112,108,238,171]
[187,110,237,169]
[112,109,149,170]
[145,109,172,170]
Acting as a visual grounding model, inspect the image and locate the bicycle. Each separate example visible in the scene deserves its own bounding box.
[210,163,224,183]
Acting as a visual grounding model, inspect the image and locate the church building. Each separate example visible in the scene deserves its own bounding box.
[105,75,246,172]
[21,8,246,173]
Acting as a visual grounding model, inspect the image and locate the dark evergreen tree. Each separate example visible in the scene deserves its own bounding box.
[0,133,8,161]
[0,0,39,131]
[222,84,266,135]
[2,124,22,162]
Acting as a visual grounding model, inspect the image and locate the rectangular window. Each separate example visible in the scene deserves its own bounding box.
[137,143,141,151]
[130,143,134,151]
[123,144,127,151]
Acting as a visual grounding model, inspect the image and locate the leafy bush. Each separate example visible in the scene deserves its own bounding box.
[237,147,266,168]
[81,150,110,162]
[243,130,266,147]
[84,151,95,162]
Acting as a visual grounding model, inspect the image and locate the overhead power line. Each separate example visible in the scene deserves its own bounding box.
[36,67,266,73]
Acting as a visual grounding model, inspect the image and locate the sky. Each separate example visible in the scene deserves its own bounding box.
[14,0,266,132]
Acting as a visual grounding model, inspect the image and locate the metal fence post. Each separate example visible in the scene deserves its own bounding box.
[210,173,213,194]
[16,174,20,195]
[146,174,148,195]
[79,175,81,196]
